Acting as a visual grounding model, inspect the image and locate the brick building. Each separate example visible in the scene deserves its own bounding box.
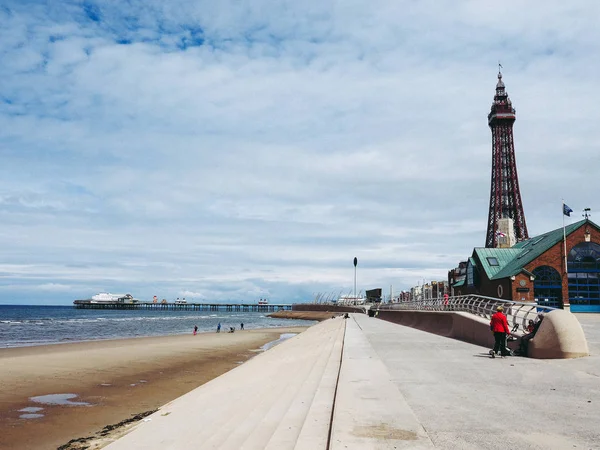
[448,261,467,296]
[453,219,600,312]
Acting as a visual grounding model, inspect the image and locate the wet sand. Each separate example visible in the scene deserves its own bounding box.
[0,327,308,450]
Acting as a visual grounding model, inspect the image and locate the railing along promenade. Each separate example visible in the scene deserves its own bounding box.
[376,295,558,334]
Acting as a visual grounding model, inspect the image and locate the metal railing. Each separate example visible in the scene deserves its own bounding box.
[375,295,558,334]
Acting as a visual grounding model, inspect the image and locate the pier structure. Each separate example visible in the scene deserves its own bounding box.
[73,300,292,312]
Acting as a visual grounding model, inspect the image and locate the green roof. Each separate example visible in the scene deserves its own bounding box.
[474,247,523,279]
[490,219,589,280]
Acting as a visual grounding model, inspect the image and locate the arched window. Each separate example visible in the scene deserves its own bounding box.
[532,265,562,309]
[568,242,600,312]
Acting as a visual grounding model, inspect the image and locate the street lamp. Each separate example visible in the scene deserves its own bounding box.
[353,257,358,303]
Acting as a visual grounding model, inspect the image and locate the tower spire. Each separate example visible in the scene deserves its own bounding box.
[485,70,528,248]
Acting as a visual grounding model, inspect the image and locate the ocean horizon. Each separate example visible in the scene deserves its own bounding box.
[0,304,315,348]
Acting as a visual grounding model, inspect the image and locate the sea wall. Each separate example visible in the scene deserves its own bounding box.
[292,304,365,313]
[376,309,589,359]
[268,311,343,321]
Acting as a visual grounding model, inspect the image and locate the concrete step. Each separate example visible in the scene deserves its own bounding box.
[293,320,345,450]
[103,323,337,450]
[197,332,332,448]
[226,322,342,449]
[154,337,299,445]
[263,320,345,449]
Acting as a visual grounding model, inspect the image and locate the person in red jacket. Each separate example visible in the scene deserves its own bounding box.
[489,305,511,358]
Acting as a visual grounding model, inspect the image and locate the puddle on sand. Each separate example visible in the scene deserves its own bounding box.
[30,393,90,406]
[100,383,112,387]
[19,407,44,413]
[20,413,44,419]
[261,333,297,352]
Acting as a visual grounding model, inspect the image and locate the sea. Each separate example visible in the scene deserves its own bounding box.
[0,305,316,348]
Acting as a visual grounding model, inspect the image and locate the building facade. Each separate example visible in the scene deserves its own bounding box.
[454,219,600,312]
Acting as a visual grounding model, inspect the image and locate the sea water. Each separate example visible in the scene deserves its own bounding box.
[0,305,315,348]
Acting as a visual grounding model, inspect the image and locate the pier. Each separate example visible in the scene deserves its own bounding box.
[73,300,292,312]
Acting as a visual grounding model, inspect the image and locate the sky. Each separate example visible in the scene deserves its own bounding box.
[1,1,599,305]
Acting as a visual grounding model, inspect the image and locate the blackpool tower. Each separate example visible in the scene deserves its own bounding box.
[485,70,528,248]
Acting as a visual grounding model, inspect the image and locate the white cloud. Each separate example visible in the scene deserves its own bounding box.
[1,0,599,304]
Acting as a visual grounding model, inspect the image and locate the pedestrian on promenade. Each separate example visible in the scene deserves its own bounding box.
[217,322,221,333]
[193,325,198,335]
[489,305,511,358]
[240,322,244,330]
[517,313,544,357]
[526,319,535,333]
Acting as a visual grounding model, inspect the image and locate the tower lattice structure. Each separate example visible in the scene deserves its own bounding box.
[485,71,528,248]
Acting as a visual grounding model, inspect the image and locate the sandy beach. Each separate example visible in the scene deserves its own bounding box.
[0,327,308,450]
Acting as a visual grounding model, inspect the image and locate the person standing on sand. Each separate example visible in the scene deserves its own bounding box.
[217,322,221,333]
[193,325,198,335]
[240,323,244,330]
[489,305,511,358]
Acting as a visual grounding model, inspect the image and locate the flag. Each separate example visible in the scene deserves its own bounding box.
[563,203,573,217]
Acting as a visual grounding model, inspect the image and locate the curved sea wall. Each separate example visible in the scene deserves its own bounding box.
[376,309,589,359]
[529,310,589,359]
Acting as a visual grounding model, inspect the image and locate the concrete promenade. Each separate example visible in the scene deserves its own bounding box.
[105,313,600,449]
[354,313,600,449]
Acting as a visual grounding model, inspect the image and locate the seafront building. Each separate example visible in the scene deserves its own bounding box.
[446,73,600,312]
[404,73,600,313]
[450,218,600,312]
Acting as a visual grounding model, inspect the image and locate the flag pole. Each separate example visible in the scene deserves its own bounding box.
[563,200,568,275]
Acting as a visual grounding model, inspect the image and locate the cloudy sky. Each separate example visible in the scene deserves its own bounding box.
[1,1,598,305]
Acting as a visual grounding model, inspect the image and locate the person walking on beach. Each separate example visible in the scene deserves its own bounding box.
[489,305,511,358]
[193,325,198,336]
[240,322,244,330]
[217,322,221,333]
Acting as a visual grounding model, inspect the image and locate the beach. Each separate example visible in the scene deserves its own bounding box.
[0,326,308,450]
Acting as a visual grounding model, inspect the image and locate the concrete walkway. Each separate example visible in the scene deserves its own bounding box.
[104,313,600,449]
[330,316,434,449]
[354,313,600,449]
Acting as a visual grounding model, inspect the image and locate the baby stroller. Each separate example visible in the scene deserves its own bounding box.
[489,323,518,358]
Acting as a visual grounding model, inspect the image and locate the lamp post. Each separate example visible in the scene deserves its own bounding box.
[353,257,358,303]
